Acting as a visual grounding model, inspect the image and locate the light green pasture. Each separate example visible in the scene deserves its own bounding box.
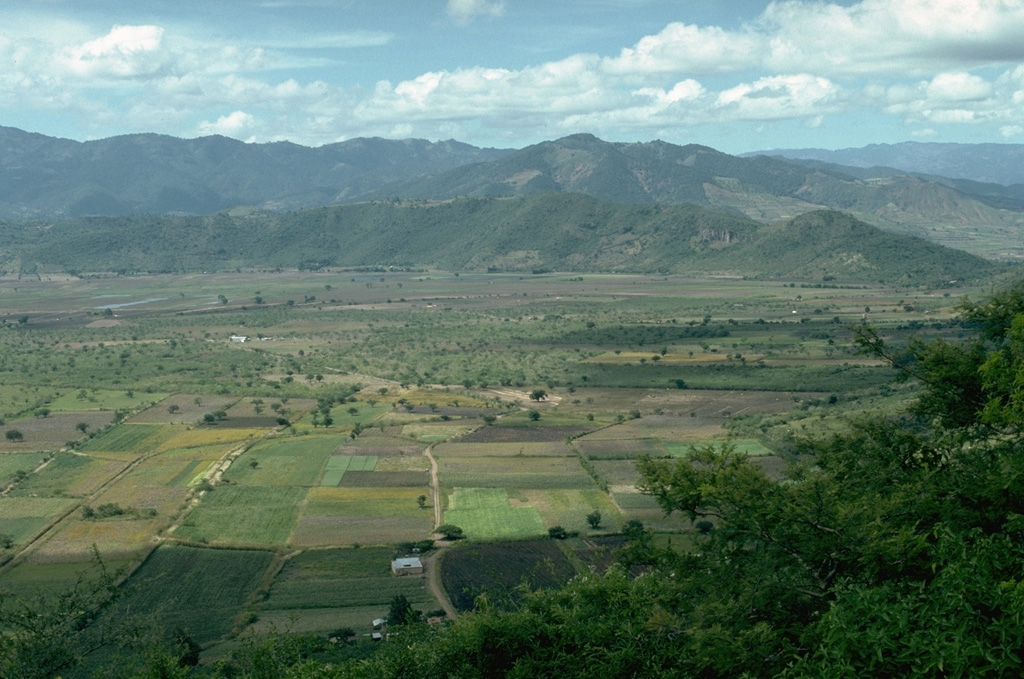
[49,389,170,412]
[173,486,305,546]
[443,487,547,539]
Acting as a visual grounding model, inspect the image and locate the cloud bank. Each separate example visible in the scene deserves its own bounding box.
[2,0,1024,148]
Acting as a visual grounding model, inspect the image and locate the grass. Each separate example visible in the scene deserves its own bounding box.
[323,403,393,427]
[443,488,547,539]
[48,389,171,412]
[174,486,306,546]
[0,451,46,480]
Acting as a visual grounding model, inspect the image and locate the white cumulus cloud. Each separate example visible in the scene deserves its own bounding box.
[603,22,764,76]
[446,0,506,25]
[198,110,258,138]
[63,25,168,79]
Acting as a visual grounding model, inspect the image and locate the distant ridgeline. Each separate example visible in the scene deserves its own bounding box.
[0,195,1001,286]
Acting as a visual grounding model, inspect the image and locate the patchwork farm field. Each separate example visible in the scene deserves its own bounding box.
[259,547,434,632]
[173,486,306,546]
[0,269,977,651]
[293,486,433,545]
[443,488,547,539]
[103,545,274,643]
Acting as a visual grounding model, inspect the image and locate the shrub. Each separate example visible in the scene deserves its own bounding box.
[548,525,568,539]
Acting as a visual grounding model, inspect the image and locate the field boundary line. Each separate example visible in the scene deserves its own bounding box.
[162,428,279,539]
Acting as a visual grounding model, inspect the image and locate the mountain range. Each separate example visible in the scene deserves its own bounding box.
[749,141,1024,186]
[0,126,1022,280]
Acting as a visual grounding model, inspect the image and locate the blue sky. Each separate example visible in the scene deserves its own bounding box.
[3,0,1024,153]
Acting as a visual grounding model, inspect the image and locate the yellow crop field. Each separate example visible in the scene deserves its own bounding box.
[303,486,427,517]
[520,489,622,533]
[27,516,160,563]
[93,483,189,518]
[294,486,432,545]
[374,455,430,472]
[157,427,264,452]
[400,388,492,408]
[401,423,477,441]
[0,497,76,543]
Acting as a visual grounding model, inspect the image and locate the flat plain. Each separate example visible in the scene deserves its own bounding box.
[0,269,978,649]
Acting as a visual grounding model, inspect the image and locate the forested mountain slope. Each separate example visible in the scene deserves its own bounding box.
[4,194,998,285]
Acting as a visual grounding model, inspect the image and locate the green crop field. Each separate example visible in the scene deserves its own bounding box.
[293,487,433,545]
[103,545,273,643]
[440,540,576,611]
[663,438,775,457]
[520,489,623,533]
[222,434,350,486]
[173,486,306,546]
[320,455,378,486]
[0,451,46,481]
[574,437,666,460]
[443,488,547,539]
[433,441,574,457]
[438,456,596,489]
[0,267,983,669]
[7,453,127,498]
[0,496,76,544]
[260,546,436,632]
[78,423,180,455]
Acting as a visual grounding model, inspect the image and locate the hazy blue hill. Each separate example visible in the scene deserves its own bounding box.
[0,126,512,217]
[6,195,997,285]
[749,141,1024,186]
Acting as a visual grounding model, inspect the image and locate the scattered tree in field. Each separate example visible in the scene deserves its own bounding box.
[529,389,547,401]
[0,533,14,549]
[34,408,50,418]
[167,404,180,414]
[586,510,602,529]
[527,409,541,421]
[249,459,259,469]
[417,495,427,509]
[388,594,416,626]
[548,525,568,539]
[5,430,23,442]
[75,422,89,433]
[436,524,464,540]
